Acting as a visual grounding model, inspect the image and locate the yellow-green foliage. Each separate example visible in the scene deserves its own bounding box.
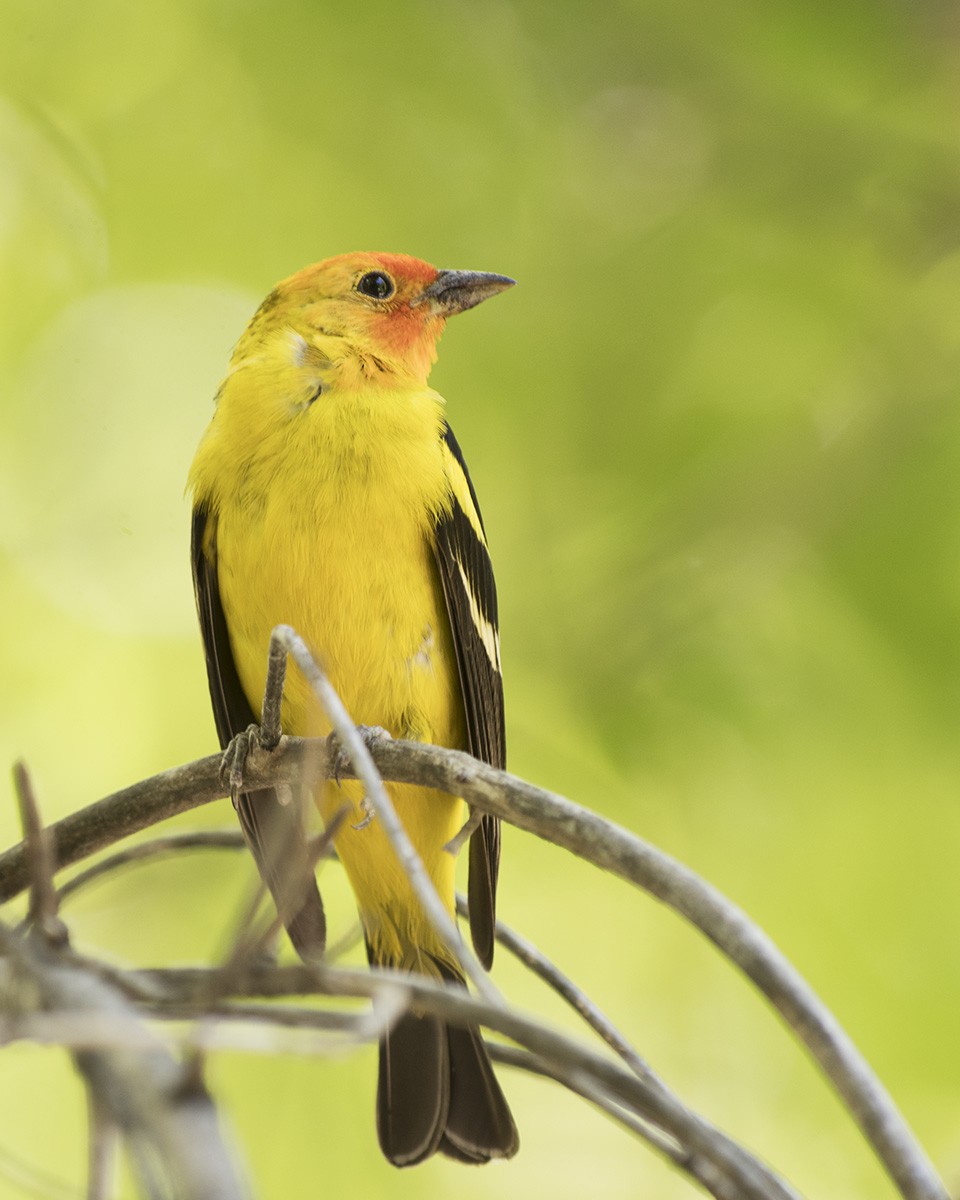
[1,2,959,1196]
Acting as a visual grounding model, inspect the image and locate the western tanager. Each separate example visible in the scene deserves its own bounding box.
[188,252,518,1165]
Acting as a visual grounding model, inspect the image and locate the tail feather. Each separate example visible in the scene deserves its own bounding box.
[377,1010,448,1166]
[441,1021,519,1163]
[373,953,518,1167]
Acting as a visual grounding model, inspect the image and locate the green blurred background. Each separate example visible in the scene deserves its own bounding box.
[2,1,960,1196]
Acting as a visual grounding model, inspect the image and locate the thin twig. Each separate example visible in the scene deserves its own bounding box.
[63,845,662,1091]
[42,825,746,1194]
[208,858,278,981]
[373,738,950,1200]
[209,813,346,1005]
[488,1043,743,1200]
[0,924,250,1199]
[0,751,234,903]
[84,1084,116,1200]
[56,832,246,908]
[0,730,946,1197]
[270,625,500,1006]
[445,806,482,856]
[12,762,66,944]
[457,892,659,1084]
[102,959,797,1200]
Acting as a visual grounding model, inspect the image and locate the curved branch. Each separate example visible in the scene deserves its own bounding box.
[266,626,499,1004]
[0,752,232,904]
[489,1043,744,1200]
[48,841,739,1187]
[81,957,799,1200]
[458,892,660,1085]
[54,832,246,908]
[376,740,949,1200]
[0,926,249,1199]
[0,735,946,1199]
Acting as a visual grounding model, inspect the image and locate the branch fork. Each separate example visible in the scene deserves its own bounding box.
[0,627,948,1200]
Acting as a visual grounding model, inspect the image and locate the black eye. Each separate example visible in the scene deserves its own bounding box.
[356,271,394,300]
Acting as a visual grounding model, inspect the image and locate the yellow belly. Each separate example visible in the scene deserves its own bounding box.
[212,387,466,969]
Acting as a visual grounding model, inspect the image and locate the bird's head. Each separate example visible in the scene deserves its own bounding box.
[234,252,515,387]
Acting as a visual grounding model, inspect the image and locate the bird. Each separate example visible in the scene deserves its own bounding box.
[188,252,519,1166]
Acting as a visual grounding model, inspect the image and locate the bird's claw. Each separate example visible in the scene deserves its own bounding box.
[351,797,376,831]
[220,723,266,800]
[331,725,391,786]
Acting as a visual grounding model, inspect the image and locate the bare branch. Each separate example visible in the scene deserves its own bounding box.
[0,719,946,1195]
[269,625,500,1006]
[208,811,346,1007]
[444,806,482,856]
[489,1043,747,1200]
[0,924,250,1199]
[475,897,795,1200]
[12,762,67,944]
[56,832,246,909]
[457,892,659,1085]
[0,751,233,904]
[84,1084,117,1200]
[81,957,799,1200]
[373,739,949,1200]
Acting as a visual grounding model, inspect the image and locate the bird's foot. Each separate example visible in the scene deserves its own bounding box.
[330,725,391,786]
[351,797,376,831]
[330,725,391,832]
[220,723,271,801]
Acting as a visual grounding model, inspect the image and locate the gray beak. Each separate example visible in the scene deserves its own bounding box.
[415,269,516,316]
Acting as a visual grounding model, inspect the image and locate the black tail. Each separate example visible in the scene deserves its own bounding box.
[374,959,518,1167]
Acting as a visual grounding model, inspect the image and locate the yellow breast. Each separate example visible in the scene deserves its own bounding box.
[191,365,468,967]
[213,377,459,727]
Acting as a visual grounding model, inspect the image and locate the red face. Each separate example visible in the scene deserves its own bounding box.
[280,252,447,382]
[250,252,514,385]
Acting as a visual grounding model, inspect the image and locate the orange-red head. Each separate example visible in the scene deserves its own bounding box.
[236,252,514,386]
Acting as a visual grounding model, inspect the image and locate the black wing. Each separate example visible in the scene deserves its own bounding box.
[191,503,326,960]
[432,423,504,969]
